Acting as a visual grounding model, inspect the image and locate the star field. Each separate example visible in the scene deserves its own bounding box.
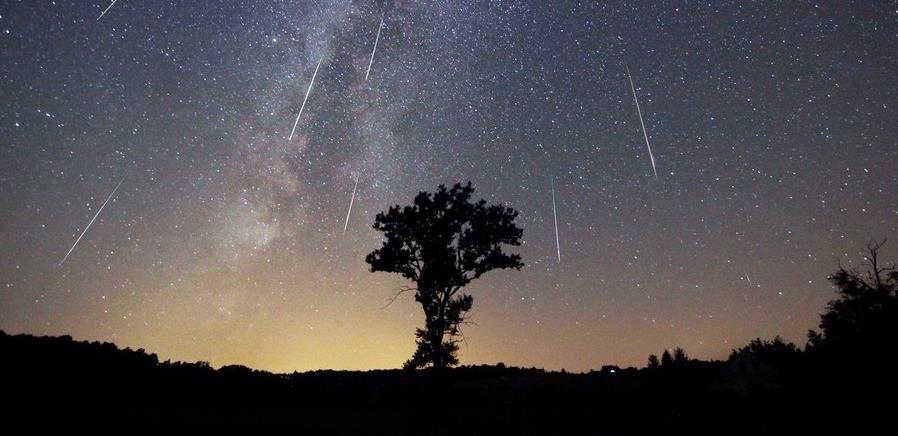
[0,1,896,372]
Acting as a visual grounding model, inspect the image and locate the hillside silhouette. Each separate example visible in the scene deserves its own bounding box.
[4,241,898,434]
[2,332,894,434]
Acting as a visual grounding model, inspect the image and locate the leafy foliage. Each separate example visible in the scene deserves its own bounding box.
[729,336,799,362]
[646,354,660,369]
[366,182,523,368]
[811,241,898,350]
[803,240,898,393]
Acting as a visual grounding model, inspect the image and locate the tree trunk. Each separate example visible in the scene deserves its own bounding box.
[431,321,445,369]
[431,289,449,369]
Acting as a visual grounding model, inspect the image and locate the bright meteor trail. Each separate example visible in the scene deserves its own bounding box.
[626,65,658,179]
[59,176,126,266]
[288,58,322,141]
[551,176,561,263]
[97,0,119,21]
[342,174,360,236]
[365,13,384,81]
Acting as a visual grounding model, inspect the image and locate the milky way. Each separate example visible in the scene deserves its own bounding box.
[0,1,896,372]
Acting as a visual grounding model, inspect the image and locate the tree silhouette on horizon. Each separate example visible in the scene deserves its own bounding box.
[366,182,523,369]
[808,240,898,360]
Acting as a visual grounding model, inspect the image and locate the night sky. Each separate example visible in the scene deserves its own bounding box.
[1,1,896,372]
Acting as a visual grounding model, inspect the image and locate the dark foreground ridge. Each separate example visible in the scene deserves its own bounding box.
[3,330,896,435]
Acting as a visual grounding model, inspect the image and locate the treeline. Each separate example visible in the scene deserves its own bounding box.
[2,329,895,434]
[633,240,898,399]
[3,241,897,433]
[2,326,882,409]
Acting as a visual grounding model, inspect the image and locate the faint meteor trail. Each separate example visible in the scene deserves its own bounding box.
[342,174,360,236]
[745,272,753,287]
[365,13,384,81]
[97,0,119,21]
[551,176,561,263]
[625,65,658,179]
[288,58,322,141]
[59,177,126,266]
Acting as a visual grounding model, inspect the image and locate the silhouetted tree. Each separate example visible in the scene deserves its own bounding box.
[660,350,673,368]
[721,337,799,397]
[673,347,688,365]
[647,354,660,369]
[365,182,524,369]
[729,336,799,362]
[807,242,898,384]
[808,240,898,366]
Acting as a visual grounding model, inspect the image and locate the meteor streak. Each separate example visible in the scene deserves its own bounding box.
[288,58,322,141]
[59,176,126,266]
[365,13,384,81]
[97,0,119,21]
[551,176,561,263]
[625,65,658,179]
[342,174,360,236]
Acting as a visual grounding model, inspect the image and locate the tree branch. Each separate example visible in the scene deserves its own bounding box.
[382,285,417,309]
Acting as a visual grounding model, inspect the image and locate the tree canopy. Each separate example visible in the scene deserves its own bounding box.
[366,182,523,369]
[809,240,898,360]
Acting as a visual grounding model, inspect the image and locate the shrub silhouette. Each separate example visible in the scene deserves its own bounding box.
[365,182,523,369]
